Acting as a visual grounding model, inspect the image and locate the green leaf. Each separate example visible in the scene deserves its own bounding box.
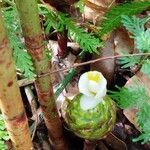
[109,77,150,144]
[135,29,150,52]
[133,104,150,144]
[133,133,150,144]
[75,0,85,13]
[0,115,9,149]
[121,15,150,36]
[141,59,150,77]
[55,68,76,98]
[137,104,150,130]
[118,55,141,68]
[44,18,53,34]
[0,140,6,150]
[39,6,102,54]
[109,79,149,109]
[118,15,150,73]
[99,1,150,37]
[122,15,150,52]
[60,13,102,53]
[2,6,35,80]
[40,8,65,32]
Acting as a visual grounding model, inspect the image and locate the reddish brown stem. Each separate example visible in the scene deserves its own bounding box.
[57,32,68,58]
[0,7,32,150]
[16,0,68,149]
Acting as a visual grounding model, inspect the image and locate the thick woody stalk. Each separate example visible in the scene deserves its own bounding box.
[0,7,32,150]
[15,0,67,149]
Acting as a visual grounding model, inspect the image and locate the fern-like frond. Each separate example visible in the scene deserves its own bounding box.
[133,132,150,144]
[141,59,150,77]
[135,29,150,52]
[63,14,101,54]
[133,104,150,144]
[121,15,150,36]
[136,104,150,130]
[109,81,149,109]
[118,54,141,68]
[109,78,150,144]
[99,1,150,37]
[0,114,9,149]
[2,6,35,80]
[122,15,150,52]
[39,5,102,54]
[118,15,150,78]
[74,0,84,13]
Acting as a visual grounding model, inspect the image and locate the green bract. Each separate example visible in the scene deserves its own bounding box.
[64,94,116,140]
[0,115,9,149]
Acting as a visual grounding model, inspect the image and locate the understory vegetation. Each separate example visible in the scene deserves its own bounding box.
[1,0,150,149]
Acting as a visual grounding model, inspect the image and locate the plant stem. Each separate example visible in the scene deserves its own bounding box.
[0,7,32,150]
[57,32,68,58]
[38,52,150,76]
[15,0,68,149]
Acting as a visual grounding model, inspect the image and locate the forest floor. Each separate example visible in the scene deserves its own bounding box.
[12,33,150,150]
[3,0,150,149]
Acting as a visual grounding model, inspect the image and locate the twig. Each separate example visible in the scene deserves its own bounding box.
[37,53,150,77]
[108,0,116,8]
[84,0,108,12]
[24,86,38,140]
[24,86,37,115]
[31,113,38,141]
[18,78,34,87]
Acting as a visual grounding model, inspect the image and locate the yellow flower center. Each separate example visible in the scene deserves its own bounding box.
[87,72,101,83]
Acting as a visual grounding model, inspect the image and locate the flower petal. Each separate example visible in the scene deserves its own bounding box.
[80,95,103,110]
[78,71,107,99]
[78,73,91,96]
[95,77,107,98]
[88,80,99,96]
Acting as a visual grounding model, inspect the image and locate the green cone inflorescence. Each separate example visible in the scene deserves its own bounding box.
[63,71,116,140]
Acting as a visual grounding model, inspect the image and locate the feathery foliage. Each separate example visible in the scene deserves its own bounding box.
[141,60,150,78]
[118,15,150,77]
[0,115,9,150]
[2,6,35,80]
[109,78,150,143]
[133,104,150,144]
[99,1,150,37]
[74,0,84,13]
[118,54,141,68]
[122,15,150,52]
[109,81,148,109]
[39,5,102,54]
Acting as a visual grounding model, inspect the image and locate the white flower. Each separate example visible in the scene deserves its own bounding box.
[78,71,107,98]
[78,71,107,110]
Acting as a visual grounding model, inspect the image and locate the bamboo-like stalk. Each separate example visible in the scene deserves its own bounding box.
[15,0,67,149]
[0,7,32,150]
